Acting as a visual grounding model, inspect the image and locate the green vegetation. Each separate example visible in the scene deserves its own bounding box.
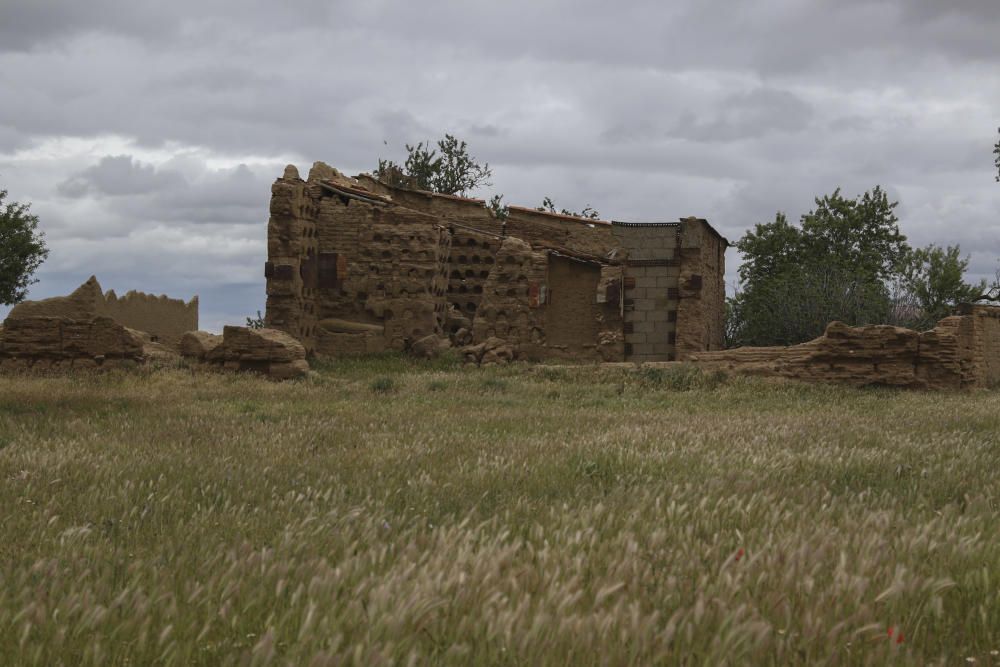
[728,187,987,347]
[537,195,601,220]
[374,134,492,196]
[1,360,999,664]
[0,188,49,305]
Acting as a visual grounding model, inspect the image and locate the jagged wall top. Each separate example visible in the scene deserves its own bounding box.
[7,276,198,348]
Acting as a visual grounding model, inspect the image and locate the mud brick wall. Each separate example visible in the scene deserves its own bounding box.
[978,307,1000,386]
[472,237,547,350]
[0,316,146,371]
[675,218,726,359]
[97,290,198,349]
[690,307,1000,390]
[266,163,451,354]
[356,174,504,236]
[358,218,449,349]
[265,161,724,363]
[956,304,1000,387]
[445,227,501,333]
[8,276,197,350]
[505,208,618,258]
[611,223,681,362]
[265,165,319,353]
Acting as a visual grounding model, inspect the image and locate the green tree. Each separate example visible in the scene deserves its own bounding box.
[893,245,985,330]
[0,189,49,305]
[729,187,908,347]
[374,134,492,196]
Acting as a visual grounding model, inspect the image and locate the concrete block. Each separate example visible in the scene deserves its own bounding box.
[634,320,656,334]
[646,309,668,323]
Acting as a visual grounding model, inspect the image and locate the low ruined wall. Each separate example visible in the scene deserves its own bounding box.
[96,290,197,349]
[0,316,146,371]
[690,306,1000,389]
[7,276,197,350]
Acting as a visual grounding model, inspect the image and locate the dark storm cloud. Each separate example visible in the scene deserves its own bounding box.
[0,0,997,327]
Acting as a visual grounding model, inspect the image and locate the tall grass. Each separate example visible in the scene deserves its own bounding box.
[0,362,998,664]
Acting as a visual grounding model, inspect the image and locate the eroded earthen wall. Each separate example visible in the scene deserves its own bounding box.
[505,207,618,258]
[690,305,1000,390]
[445,227,501,333]
[675,218,726,358]
[7,276,198,349]
[264,162,723,363]
[472,237,547,351]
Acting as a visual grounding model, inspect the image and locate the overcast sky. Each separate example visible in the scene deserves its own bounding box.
[1,0,998,331]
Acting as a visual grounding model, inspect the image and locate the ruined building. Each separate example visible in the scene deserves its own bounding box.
[6,276,198,350]
[264,163,727,363]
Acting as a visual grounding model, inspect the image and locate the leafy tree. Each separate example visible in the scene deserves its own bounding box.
[537,196,600,220]
[374,134,492,196]
[729,263,892,347]
[729,187,907,347]
[0,189,49,305]
[893,245,985,330]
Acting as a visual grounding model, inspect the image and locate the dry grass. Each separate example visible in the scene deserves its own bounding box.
[1,356,999,665]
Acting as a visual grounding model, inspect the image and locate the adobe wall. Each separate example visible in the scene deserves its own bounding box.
[0,316,146,371]
[7,276,197,349]
[675,218,726,358]
[689,305,1000,390]
[264,162,721,363]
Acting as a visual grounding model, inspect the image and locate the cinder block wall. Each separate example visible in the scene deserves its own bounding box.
[611,223,681,362]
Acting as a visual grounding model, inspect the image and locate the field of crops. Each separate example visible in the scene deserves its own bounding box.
[1,357,999,665]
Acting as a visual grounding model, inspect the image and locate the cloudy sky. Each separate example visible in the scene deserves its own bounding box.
[1,0,998,331]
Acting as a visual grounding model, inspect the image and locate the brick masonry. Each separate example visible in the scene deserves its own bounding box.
[265,162,727,362]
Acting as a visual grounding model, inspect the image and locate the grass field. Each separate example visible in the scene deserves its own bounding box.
[1,356,999,665]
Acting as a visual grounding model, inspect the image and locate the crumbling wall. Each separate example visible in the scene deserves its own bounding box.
[956,304,1000,387]
[0,316,146,371]
[689,307,1000,390]
[675,217,726,358]
[472,237,548,353]
[356,174,505,236]
[264,165,318,351]
[266,163,451,355]
[97,290,197,349]
[264,162,724,363]
[505,207,618,258]
[7,276,198,349]
[445,227,501,334]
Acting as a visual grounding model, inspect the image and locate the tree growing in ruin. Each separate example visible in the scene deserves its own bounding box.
[374,134,492,196]
[537,196,600,220]
[994,127,999,182]
[0,188,49,305]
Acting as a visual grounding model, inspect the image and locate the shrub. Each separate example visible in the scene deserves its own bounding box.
[370,376,396,394]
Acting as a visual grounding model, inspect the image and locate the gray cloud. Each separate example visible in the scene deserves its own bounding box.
[0,0,998,327]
